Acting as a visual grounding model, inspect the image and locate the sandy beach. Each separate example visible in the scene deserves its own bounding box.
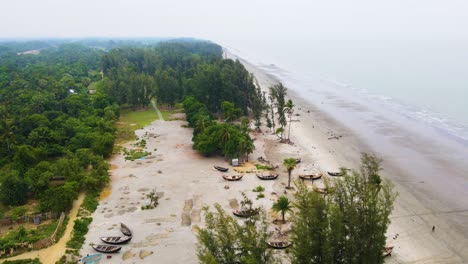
[80,117,285,263]
[78,51,468,264]
[230,51,468,263]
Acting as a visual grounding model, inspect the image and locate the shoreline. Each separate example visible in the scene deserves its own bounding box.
[226,49,468,263]
[76,49,468,264]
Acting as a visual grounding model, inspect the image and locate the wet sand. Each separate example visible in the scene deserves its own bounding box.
[76,50,468,264]
[227,50,468,263]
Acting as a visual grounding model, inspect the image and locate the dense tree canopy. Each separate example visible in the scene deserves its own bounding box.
[0,42,116,210]
[100,42,260,115]
[0,39,260,211]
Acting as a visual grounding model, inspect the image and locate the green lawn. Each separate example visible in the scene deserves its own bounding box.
[116,108,158,143]
[120,108,159,126]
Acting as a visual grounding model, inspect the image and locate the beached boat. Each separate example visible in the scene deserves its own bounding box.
[267,241,292,249]
[256,173,279,180]
[299,174,322,181]
[382,246,394,257]
[222,174,243,181]
[214,165,229,172]
[327,171,344,177]
[100,235,132,245]
[295,158,302,164]
[92,244,122,253]
[232,209,258,218]
[120,223,132,236]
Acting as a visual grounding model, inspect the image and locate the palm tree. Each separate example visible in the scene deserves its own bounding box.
[272,196,293,223]
[285,99,295,141]
[238,135,255,162]
[283,158,297,189]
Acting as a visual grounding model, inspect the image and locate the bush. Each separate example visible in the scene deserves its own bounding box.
[10,206,27,222]
[3,258,42,264]
[81,192,99,213]
[122,148,151,161]
[252,186,265,192]
[66,217,92,249]
[255,164,273,170]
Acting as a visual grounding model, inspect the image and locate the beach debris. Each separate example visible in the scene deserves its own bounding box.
[139,250,153,259]
[158,170,162,173]
[122,250,135,260]
[181,212,191,226]
[229,199,238,209]
[224,185,230,189]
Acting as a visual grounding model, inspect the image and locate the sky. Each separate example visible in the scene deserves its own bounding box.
[1,0,468,44]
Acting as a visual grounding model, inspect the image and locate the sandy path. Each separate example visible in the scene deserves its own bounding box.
[151,101,164,121]
[2,193,85,263]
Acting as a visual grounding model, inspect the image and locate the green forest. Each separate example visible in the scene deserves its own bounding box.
[0,39,257,214]
[0,39,395,263]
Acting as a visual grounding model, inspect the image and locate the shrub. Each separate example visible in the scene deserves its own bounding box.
[252,186,265,192]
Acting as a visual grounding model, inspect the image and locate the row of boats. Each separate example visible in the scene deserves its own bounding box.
[217,164,393,256]
[91,223,132,254]
[214,165,346,179]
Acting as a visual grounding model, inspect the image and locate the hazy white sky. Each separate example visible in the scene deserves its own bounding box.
[1,0,467,43]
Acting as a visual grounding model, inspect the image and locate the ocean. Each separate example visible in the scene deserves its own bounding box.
[221,34,468,144]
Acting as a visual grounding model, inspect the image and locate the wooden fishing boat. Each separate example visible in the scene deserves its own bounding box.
[214,165,229,172]
[232,209,258,218]
[382,246,394,257]
[256,173,279,180]
[120,223,132,236]
[92,244,122,253]
[327,171,344,177]
[100,235,132,245]
[298,174,322,181]
[222,175,243,181]
[267,241,292,249]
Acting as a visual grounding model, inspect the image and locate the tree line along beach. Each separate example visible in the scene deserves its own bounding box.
[0,39,466,263]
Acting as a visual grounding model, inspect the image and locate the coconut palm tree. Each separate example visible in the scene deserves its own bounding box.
[283,158,297,189]
[272,196,293,223]
[285,99,295,141]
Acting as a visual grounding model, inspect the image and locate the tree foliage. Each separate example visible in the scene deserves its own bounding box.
[0,42,116,208]
[197,198,273,264]
[272,196,293,222]
[184,97,255,160]
[269,83,287,139]
[283,158,297,189]
[290,154,397,264]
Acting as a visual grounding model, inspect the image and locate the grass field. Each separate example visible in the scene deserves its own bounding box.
[116,108,158,143]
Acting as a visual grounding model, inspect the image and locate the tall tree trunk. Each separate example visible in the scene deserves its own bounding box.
[288,114,292,141]
[287,171,292,189]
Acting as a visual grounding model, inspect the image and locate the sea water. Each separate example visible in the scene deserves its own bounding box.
[224,35,468,213]
[222,34,468,145]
